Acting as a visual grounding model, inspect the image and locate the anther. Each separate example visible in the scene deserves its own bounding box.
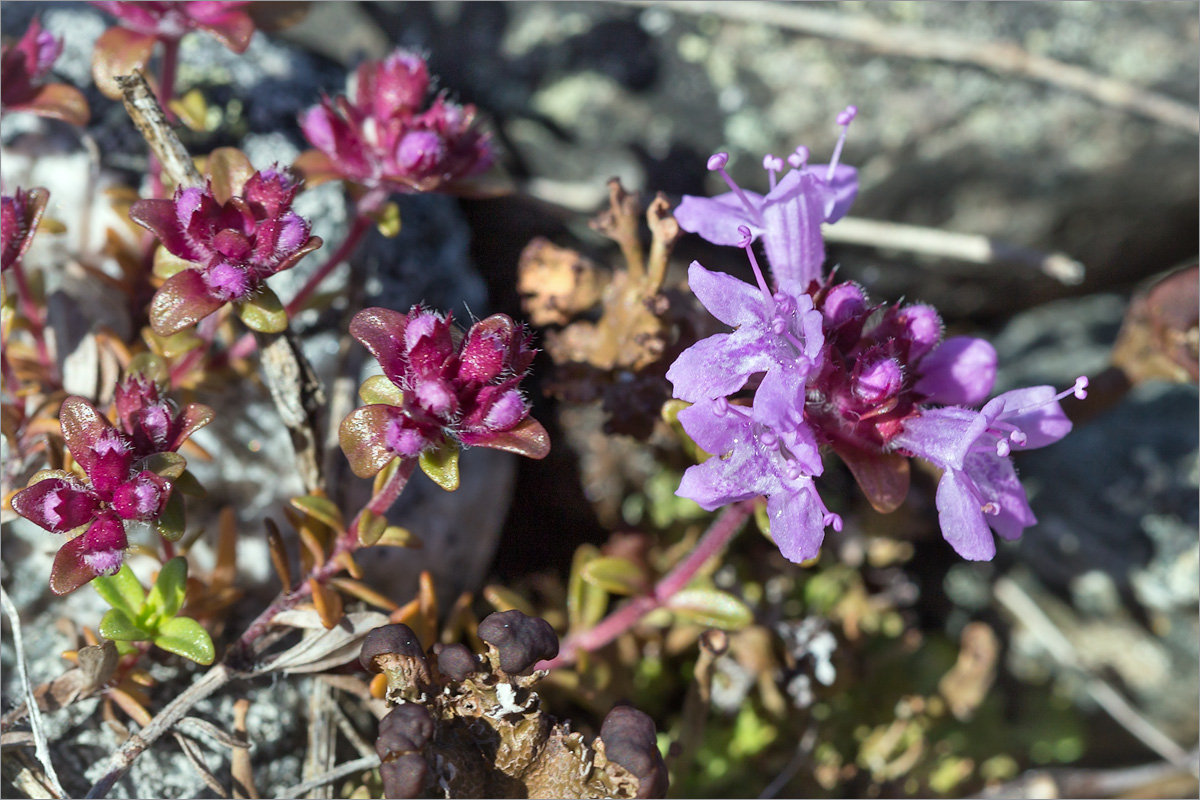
[827,105,858,182]
[995,439,1011,458]
[712,397,729,417]
[1073,376,1089,399]
[709,153,761,221]
[763,154,783,190]
[706,153,729,171]
[759,428,778,448]
[824,513,843,532]
[980,501,1000,516]
[738,225,775,308]
[1009,430,1027,448]
[787,145,810,169]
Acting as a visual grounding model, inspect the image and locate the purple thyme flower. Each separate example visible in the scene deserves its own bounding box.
[11,397,179,594]
[130,165,322,335]
[113,370,214,459]
[666,227,824,406]
[1,186,50,273]
[673,106,859,288]
[340,307,549,478]
[297,49,492,195]
[890,378,1087,560]
[677,369,841,563]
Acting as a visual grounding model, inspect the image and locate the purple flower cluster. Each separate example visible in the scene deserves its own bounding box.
[1,186,49,273]
[340,307,549,478]
[669,107,1086,563]
[11,380,212,594]
[130,166,322,335]
[0,17,89,125]
[298,49,492,196]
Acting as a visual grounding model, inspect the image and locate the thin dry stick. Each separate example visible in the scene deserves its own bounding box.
[826,217,1086,286]
[273,754,380,799]
[969,750,1200,799]
[626,1,1200,134]
[115,70,203,188]
[993,577,1198,776]
[1,586,67,799]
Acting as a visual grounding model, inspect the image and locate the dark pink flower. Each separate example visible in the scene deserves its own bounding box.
[340,307,547,478]
[129,164,322,335]
[113,371,213,458]
[10,397,182,594]
[1,187,50,273]
[296,49,492,194]
[0,18,89,125]
[91,1,255,100]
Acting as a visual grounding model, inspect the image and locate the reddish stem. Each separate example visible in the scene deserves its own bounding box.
[9,261,58,384]
[285,213,371,317]
[232,457,417,653]
[541,500,755,670]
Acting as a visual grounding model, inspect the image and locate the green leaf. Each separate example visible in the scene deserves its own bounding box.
[99,608,152,642]
[140,451,187,480]
[235,287,287,333]
[153,616,215,665]
[373,525,422,548]
[289,495,344,532]
[358,375,404,406]
[125,352,171,392]
[152,247,196,280]
[356,508,387,547]
[418,440,460,491]
[92,564,146,617]
[173,469,207,498]
[666,588,753,630]
[580,556,649,597]
[567,545,608,632]
[145,557,188,625]
[371,201,402,238]
[154,489,187,543]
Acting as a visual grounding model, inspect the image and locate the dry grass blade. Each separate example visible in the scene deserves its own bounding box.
[232,699,260,800]
[265,518,294,591]
[173,732,228,796]
[273,754,380,799]
[1,586,66,798]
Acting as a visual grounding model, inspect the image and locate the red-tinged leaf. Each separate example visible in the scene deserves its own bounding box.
[50,535,98,596]
[205,147,255,204]
[291,149,341,187]
[349,307,411,387]
[91,27,156,101]
[459,417,550,460]
[194,9,256,54]
[149,269,224,337]
[59,396,111,476]
[171,403,215,450]
[131,199,201,263]
[339,405,402,479]
[15,83,90,126]
[834,443,910,514]
[271,235,322,274]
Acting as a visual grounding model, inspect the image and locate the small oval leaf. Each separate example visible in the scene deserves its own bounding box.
[92,564,147,618]
[235,288,288,333]
[154,489,187,543]
[666,588,753,630]
[99,608,152,642]
[373,525,421,549]
[140,451,187,480]
[356,508,388,547]
[145,557,188,625]
[153,616,215,665]
[418,440,460,492]
[358,375,404,407]
[580,556,649,597]
[289,495,344,532]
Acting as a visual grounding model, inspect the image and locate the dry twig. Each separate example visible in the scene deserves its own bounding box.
[273,754,380,799]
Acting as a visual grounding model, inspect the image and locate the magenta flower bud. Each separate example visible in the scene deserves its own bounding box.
[1,187,50,273]
[822,282,867,327]
[111,472,170,521]
[203,262,253,301]
[396,130,445,174]
[384,417,431,458]
[853,357,904,405]
[481,389,526,431]
[897,304,942,361]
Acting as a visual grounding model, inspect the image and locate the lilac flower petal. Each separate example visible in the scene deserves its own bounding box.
[766,483,827,564]
[665,329,776,403]
[686,261,769,329]
[676,400,745,457]
[807,163,859,222]
[759,170,826,287]
[891,406,989,470]
[676,456,759,512]
[992,386,1073,448]
[753,368,823,476]
[913,336,997,406]
[673,192,763,246]
[935,470,996,561]
[963,452,1036,540]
